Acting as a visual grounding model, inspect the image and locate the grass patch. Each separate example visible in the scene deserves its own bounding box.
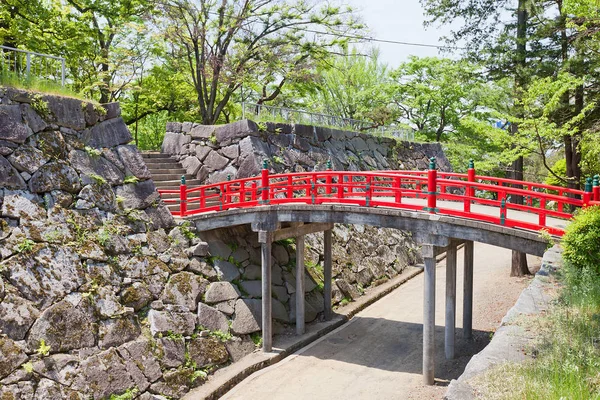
[475,207,600,399]
[0,70,86,100]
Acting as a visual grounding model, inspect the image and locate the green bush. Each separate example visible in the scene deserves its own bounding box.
[562,206,600,274]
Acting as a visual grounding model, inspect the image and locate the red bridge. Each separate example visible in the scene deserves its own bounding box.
[157,158,600,386]
[159,159,600,236]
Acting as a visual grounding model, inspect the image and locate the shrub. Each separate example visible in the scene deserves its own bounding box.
[562,206,600,274]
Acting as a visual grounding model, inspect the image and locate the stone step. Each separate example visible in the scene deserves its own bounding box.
[147,168,187,175]
[141,152,172,159]
[155,179,204,188]
[144,161,182,168]
[151,173,191,181]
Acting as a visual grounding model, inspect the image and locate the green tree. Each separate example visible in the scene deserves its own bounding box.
[158,0,364,125]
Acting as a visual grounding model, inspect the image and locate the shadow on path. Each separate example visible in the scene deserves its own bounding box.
[302,315,491,383]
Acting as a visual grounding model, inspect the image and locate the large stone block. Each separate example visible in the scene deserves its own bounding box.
[231,298,261,335]
[161,131,190,155]
[148,308,196,337]
[157,337,185,368]
[213,259,240,282]
[27,296,97,352]
[0,292,39,340]
[204,282,240,304]
[3,245,84,309]
[29,161,81,194]
[0,105,29,144]
[114,180,160,210]
[0,335,28,380]
[116,145,152,179]
[215,119,259,145]
[72,348,140,399]
[8,144,49,174]
[69,149,125,185]
[190,124,217,139]
[188,337,229,368]
[197,302,229,333]
[160,272,208,311]
[45,95,86,130]
[203,150,229,172]
[82,117,132,148]
[0,155,26,190]
[1,189,45,219]
[20,104,47,133]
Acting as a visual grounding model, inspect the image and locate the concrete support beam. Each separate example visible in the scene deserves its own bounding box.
[296,235,305,335]
[323,229,333,321]
[259,230,273,352]
[422,244,436,385]
[445,244,457,360]
[273,222,334,241]
[463,240,474,340]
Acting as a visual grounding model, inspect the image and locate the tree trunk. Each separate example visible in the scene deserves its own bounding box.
[510,0,530,277]
[511,251,529,277]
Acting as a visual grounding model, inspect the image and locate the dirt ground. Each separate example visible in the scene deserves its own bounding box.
[408,256,541,400]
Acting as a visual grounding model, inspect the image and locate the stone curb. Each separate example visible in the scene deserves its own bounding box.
[184,265,426,400]
[443,245,563,400]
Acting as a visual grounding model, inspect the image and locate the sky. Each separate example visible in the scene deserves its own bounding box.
[343,0,461,68]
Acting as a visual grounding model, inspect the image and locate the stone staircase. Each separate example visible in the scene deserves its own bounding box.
[141,152,202,214]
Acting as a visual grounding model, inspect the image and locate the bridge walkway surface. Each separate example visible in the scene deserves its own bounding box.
[215,243,539,400]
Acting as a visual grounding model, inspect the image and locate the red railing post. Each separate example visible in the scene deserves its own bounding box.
[594,175,600,202]
[464,159,475,213]
[365,175,372,207]
[239,180,245,203]
[200,186,205,210]
[426,157,437,214]
[394,176,402,204]
[583,177,593,207]
[539,198,546,227]
[251,181,257,201]
[287,175,293,199]
[326,160,332,195]
[337,173,344,199]
[179,175,187,217]
[261,160,269,205]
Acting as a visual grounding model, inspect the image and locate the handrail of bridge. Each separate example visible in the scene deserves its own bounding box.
[158,159,600,236]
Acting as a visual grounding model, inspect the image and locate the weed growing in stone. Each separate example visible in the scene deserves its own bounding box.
[16,238,35,253]
[250,332,262,348]
[30,94,50,117]
[88,173,107,185]
[36,339,51,356]
[84,146,102,157]
[178,221,196,240]
[123,175,139,184]
[108,388,139,400]
[21,362,34,373]
[209,330,233,342]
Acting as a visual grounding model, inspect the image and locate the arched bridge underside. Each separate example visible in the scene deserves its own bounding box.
[188,203,551,385]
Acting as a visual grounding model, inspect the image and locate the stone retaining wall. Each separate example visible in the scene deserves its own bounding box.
[162,120,451,183]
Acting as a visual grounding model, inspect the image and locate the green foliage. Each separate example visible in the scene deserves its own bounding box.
[123,175,139,184]
[178,221,196,240]
[209,330,233,342]
[562,206,600,275]
[36,339,51,356]
[250,332,262,348]
[21,362,34,373]
[108,388,139,400]
[16,239,35,253]
[30,94,50,117]
[84,146,102,158]
[88,174,107,185]
[339,297,351,307]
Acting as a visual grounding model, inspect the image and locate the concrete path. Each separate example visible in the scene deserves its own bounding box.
[221,243,538,400]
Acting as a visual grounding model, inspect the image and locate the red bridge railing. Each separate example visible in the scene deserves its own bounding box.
[158,159,600,236]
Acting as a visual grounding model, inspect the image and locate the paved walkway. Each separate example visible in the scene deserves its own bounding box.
[220,243,539,400]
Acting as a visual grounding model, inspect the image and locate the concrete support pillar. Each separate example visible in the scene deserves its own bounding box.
[323,229,333,320]
[445,244,457,360]
[259,231,273,352]
[296,235,305,335]
[463,240,474,340]
[422,244,436,385]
